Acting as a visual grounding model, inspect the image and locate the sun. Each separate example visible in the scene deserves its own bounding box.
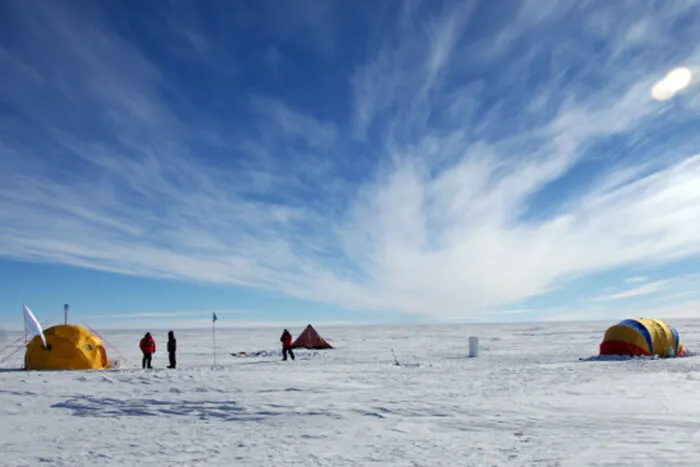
[665,67,692,91]
[651,66,693,101]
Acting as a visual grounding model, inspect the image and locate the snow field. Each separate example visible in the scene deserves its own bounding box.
[1,320,699,466]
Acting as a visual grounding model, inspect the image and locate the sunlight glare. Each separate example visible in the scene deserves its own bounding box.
[651,66,693,101]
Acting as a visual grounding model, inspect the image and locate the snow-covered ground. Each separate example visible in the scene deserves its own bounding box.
[1,319,700,466]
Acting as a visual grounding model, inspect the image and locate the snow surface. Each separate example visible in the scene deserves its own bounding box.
[2,320,700,466]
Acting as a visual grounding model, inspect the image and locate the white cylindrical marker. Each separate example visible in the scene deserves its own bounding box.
[469,336,479,358]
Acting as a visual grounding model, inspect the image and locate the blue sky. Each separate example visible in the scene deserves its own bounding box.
[2,0,700,330]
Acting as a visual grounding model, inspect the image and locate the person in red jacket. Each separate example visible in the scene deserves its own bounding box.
[139,332,156,369]
[280,329,294,361]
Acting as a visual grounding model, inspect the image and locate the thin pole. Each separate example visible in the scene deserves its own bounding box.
[64,304,69,325]
[212,316,216,366]
[23,303,27,371]
[391,348,400,366]
[22,303,27,345]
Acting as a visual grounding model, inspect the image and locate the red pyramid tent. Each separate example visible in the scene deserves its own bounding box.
[291,324,333,349]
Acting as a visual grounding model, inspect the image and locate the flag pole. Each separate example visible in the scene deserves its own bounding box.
[22,303,27,371]
[22,303,27,346]
[212,311,217,366]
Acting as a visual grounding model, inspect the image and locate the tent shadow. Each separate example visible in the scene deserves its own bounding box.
[578,353,698,362]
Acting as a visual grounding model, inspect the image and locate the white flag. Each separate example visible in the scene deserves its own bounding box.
[23,305,47,348]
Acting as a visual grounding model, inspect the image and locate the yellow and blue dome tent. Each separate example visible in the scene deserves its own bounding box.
[599,318,685,358]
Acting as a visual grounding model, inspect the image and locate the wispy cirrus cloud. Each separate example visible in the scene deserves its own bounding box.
[85,310,248,321]
[2,1,700,322]
[624,276,648,284]
[589,280,670,302]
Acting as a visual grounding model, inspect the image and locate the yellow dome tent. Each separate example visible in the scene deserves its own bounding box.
[25,324,109,370]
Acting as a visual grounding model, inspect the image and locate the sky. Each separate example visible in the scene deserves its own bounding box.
[2,0,700,331]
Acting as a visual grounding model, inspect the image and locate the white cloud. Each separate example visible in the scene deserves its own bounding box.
[84,310,249,320]
[624,276,648,284]
[589,280,669,302]
[249,94,337,148]
[539,296,700,324]
[3,2,700,323]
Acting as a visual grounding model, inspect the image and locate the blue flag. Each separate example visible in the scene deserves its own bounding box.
[212,311,218,322]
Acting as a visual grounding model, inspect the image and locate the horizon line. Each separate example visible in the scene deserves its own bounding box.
[3,315,700,333]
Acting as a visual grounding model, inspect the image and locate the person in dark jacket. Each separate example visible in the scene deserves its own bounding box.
[167,330,177,369]
[280,329,294,361]
[139,332,156,369]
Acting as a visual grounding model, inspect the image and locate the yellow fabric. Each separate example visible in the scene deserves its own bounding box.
[602,324,651,353]
[25,325,108,370]
[601,318,683,357]
[638,318,678,356]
